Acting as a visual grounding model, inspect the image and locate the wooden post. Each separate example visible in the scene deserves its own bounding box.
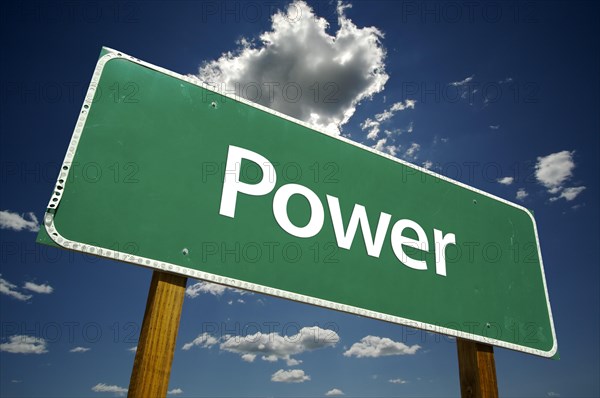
[128,271,187,398]
[456,338,499,398]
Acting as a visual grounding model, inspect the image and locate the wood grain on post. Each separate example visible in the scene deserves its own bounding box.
[456,338,499,398]
[128,271,187,398]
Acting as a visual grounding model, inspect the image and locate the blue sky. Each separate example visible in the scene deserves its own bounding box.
[1,1,598,397]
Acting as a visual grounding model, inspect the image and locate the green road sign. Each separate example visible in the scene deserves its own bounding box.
[38,47,557,357]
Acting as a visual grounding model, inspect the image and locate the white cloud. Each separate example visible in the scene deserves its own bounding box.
[91,383,128,395]
[23,282,54,294]
[489,125,500,130]
[375,100,416,122]
[362,100,415,140]
[286,357,303,366]
[450,75,474,86]
[325,388,345,396]
[361,118,380,140]
[128,346,137,353]
[550,186,586,202]
[185,281,251,298]
[535,150,575,193]
[0,210,39,232]
[0,335,48,354]
[271,369,310,383]
[0,275,32,301]
[198,0,388,135]
[183,326,338,365]
[422,160,433,170]
[343,336,420,358]
[181,332,219,351]
[497,177,514,185]
[403,142,420,160]
[516,188,529,201]
[185,282,227,298]
[389,378,408,384]
[168,388,183,395]
[70,346,90,353]
[371,138,398,157]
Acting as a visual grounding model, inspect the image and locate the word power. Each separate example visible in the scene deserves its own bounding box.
[219,145,457,276]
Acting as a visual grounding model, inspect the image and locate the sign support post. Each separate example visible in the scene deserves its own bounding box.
[457,338,499,398]
[128,271,187,398]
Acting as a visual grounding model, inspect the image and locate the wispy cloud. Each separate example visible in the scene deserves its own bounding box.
[489,125,500,130]
[70,346,90,353]
[0,275,32,301]
[0,210,39,232]
[0,335,48,354]
[422,160,433,170]
[185,281,250,298]
[362,99,416,140]
[403,142,421,160]
[450,74,474,87]
[389,378,408,384]
[371,138,398,157]
[198,0,388,134]
[91,383,128,396]
[271,369,310,383]
[23,282,54,294]
[128,346,137,353]
[343,336,420,358]
[549,186,586,202]
[181,333,219,351]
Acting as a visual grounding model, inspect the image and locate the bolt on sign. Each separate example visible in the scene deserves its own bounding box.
[38,47,557,358]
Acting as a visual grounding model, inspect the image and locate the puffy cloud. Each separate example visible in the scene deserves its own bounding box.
[168,388,183,395]
[0,275,32,301]
[271,369,310,383]
[23,282,53,294]
[325,388,345,396]
[422,160,433,170]
[181,332,219,351]
[70,346,90,353]
[0,210,39,232]
[389,378,407,384]
[198,0,388,134]
[91,383,128,395]
[535,151,575,193]
[516,188,529,201]
[497,176,514,185]
[182,326,338,365]
[0,335,48,354]
[343,335,420,358]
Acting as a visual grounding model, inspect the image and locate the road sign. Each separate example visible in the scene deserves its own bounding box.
[37,47,557,357]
